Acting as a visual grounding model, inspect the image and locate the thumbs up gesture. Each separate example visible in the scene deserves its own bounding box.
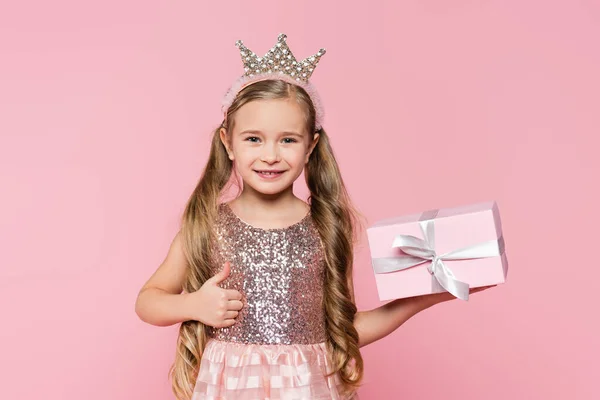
[184,262,244,328]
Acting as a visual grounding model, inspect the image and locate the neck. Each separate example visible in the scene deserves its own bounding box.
[236,185,302,213]
[232,186,306,219]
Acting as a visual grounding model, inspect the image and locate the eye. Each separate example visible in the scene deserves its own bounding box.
[245,136,260,143]
[282,138,298,144]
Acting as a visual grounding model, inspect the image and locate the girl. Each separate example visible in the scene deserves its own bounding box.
[135,34,490,400]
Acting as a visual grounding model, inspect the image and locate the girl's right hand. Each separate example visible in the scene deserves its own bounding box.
[184,262,244,328]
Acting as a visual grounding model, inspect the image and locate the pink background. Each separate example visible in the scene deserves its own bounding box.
[1,1,597,399]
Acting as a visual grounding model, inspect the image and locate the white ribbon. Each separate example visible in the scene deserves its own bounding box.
[372,218,504,301]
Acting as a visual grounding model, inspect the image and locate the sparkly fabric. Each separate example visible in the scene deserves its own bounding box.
[193,203,359,399]
[192,339,359,400]
[208,203,327,345]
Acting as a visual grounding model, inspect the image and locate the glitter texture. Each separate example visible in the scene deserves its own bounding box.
[208,203,327,345]
[235,33,326,83]
[221,33,327,131]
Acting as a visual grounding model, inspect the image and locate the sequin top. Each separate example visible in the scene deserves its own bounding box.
[207,203,328,345]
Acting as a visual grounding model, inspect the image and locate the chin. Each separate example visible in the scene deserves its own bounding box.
[250,185,289,196]
[244,179,292,196]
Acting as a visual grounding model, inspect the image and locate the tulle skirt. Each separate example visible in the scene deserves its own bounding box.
[192,338,359,400]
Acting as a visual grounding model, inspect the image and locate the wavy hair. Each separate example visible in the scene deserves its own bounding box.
[170,79,363,399]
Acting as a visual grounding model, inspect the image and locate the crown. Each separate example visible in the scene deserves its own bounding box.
[234,33,326,83]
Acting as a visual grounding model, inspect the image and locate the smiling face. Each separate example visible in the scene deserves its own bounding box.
[220,98,319,198]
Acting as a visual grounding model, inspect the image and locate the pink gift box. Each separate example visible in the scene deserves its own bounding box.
[366,201,508,301]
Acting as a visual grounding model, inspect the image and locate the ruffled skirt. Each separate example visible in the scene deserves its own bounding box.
[192,338,359,400]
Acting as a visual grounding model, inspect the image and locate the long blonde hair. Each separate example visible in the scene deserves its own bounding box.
[170,79,364,399]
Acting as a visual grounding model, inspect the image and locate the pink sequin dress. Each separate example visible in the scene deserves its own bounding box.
[192,203,359,400]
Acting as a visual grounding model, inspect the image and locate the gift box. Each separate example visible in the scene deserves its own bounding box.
[366,201,508,301]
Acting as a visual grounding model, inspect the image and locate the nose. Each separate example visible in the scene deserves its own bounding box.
[260,142,280,163]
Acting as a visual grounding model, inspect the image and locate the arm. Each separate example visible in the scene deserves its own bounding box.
[135,231,243,328]
[354,295,439,348]
[134,230,194,327]
[348,269,441,348]
[349,270,493,347]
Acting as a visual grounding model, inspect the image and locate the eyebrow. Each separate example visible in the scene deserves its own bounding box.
[239,130,304,138]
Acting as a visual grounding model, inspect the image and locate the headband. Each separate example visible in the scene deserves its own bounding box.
[221,33,326,131]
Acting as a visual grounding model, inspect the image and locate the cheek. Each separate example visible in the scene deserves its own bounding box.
[283,148,308,165]
[232,145,257,162]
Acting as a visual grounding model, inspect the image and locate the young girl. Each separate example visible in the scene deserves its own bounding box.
[135,34,489,400]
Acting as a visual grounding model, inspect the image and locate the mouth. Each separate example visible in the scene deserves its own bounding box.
[254,169,286,180]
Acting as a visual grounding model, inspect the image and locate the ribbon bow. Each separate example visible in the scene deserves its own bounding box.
[372,218,503,301]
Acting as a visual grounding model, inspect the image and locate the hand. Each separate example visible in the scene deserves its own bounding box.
[419,285,497,308]
[183,262,244,328]
[468,285,496,295]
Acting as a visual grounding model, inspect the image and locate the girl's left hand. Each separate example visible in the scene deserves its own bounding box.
[420,284,497,308]
[468,285,496,295]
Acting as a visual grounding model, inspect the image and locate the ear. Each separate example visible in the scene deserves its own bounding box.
[305,133,320,164]
[220,127,234,161]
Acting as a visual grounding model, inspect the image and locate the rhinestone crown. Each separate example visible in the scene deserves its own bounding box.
[235,33,326,83]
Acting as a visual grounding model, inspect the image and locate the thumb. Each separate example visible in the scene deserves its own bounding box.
[210,261,231,284]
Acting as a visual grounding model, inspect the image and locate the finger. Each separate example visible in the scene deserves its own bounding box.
[225,289,243,301]
[227,300,244,311]
[218,319,237,328]
[470,285,497,293]
[209,262,231,284]
[224,310,239,319]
